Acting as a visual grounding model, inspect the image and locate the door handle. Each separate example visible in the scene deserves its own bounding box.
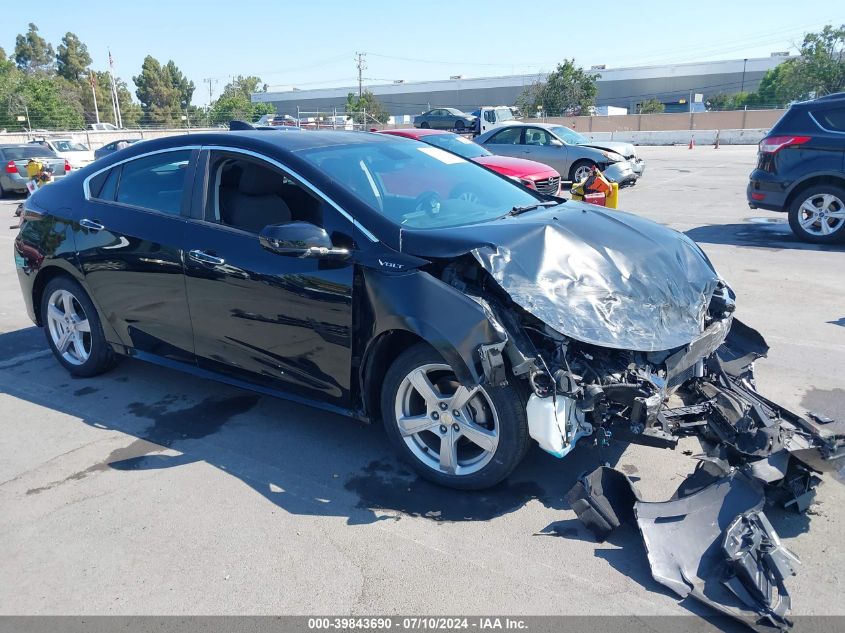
[188,249,225,265]
[79,218,105,232]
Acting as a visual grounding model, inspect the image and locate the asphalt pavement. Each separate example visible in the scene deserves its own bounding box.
[0,145,843,621]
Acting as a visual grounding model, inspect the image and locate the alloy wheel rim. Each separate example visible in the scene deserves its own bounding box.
[574,165,593,182]
[394,363,499,476]
[798,193,845,236]
[46,289,92,365]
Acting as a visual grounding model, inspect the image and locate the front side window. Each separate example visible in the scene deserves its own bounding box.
[296,139,541,229]
[524,128,553,145]
[115,150,191,215]
[206,152,325,234]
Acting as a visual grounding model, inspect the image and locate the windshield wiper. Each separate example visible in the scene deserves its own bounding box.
[508,201,558,216]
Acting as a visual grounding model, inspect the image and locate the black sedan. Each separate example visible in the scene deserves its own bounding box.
[15,131,843,503]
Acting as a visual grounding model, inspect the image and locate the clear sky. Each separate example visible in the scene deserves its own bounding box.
[1,0,842,105]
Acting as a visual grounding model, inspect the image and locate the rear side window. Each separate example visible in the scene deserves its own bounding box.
[814,107,845,132]
[487,128,522,144]
[115,150,191,215]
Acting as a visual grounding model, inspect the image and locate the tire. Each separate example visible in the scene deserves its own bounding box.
[0,180,7,199]
[455,120,465,131]
[569,160,596,183]
[787,184,845,244]
[380,343,530,490]
[420,122,430,129]
[41,275,118,377]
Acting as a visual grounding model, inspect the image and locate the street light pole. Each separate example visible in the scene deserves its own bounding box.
[740,58,748,93]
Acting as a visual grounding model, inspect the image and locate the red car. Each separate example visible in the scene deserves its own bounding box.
[377,128,561,195]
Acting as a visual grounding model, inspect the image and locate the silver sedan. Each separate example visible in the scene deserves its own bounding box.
[475,122,643,185]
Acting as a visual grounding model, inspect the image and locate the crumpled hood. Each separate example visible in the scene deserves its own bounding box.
[401,203,722,351]
[580,140,636,158]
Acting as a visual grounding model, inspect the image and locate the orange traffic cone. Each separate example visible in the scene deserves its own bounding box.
[688,135,695,150]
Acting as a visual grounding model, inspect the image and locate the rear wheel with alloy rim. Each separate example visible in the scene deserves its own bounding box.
[381,343,529,490]
[788,184,845,243]
[41,276,117,377]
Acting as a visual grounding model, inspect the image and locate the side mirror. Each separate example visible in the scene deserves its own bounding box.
[259,221,350,259]
[550,138,564,147]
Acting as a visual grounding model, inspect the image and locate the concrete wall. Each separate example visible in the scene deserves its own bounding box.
[549,109,785,133]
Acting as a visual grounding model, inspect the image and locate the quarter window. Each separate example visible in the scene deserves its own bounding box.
[114,150,191,215]
[815,107,845,132]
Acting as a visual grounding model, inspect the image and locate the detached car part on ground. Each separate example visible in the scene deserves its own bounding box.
[14,132,842,629]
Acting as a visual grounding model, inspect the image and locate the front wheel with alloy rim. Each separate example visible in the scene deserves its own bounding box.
[570,160,596,184]
[381,343,529,490]
[41,276,117,377]
[788,184,845,244]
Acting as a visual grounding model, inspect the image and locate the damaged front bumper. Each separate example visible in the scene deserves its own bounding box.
[514,316,843,630]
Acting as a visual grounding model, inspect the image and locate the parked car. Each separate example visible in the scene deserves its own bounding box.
[476,122,643,185]
[89,123,119,131]
[413,108,477,131]
[31,137,95,170]
[747,93,845,243]
[14,131,842,500]
[94,139,140,161]
[378,128,561,195]
[0,144,68,197]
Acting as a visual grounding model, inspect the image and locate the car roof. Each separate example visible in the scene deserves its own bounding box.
[378,128,450,139]
[97,130,408,162]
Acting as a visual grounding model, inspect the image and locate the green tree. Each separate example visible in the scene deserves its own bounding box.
[164,60,195,109]
[0,47,14,74]
[740,24,845,107]
[517,60,599,117]
[133,55,191,126]
[14,23,55,72]
[209,75,274,124]
[56,32,92,82]
[638,98,665,114]
[345,90,389,124]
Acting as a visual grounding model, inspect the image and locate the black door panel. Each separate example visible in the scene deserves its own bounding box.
[184,223,354,406]
[75,201,194,361]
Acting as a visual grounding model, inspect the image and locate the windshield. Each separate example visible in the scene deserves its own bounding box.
[52,140,89,152]
[549,126,587,144]
[298,139,541,229]
[4,147,57,160]
[422,134,490,159]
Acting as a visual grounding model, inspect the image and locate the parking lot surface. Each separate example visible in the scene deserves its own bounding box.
[1,145,843,618]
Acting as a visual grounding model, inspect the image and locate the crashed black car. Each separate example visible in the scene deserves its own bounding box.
[14,130,844,626]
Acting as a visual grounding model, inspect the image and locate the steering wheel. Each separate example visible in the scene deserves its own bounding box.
[413,191,442,217]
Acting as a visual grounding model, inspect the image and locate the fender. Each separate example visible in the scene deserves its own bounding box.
[358,268,507,387]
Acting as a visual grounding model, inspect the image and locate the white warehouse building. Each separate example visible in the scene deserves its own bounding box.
[251,55,790,118]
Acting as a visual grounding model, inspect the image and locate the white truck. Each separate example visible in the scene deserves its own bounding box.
[474,106,517,135]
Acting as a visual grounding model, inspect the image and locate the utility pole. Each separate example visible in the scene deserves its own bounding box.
[740,58,748,93]
[355,52,367,98]
[203,77,219,126]
[90,72,100,125]
[203,77,218,106]
[108,48,123,128]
